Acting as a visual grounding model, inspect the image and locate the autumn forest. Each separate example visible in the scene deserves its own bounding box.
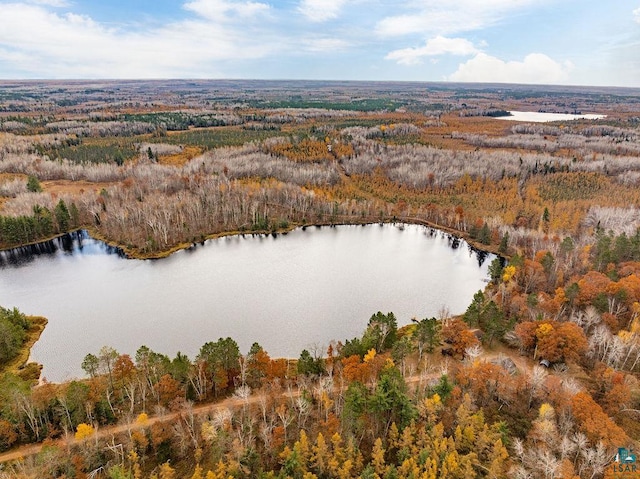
[1,80,640,478]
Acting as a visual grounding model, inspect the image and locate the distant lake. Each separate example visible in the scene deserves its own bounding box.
[0,224,493,382]
[495,111,606,123]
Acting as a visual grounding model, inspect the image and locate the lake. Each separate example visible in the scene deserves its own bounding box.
[0,224,494,382]
[495,111,606,122]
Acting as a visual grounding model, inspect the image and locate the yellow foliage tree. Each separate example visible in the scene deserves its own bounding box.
[371,437,386,476]
[363,348,377,363]
[191,464,203,479]
[535,323,554,340]
[312,432,329,475]
[159,462,176,479]
[538,403,555,420]
[294,430,312,468]
[128,450,142,479]
[502,265,516,282]
[74,423,95,441]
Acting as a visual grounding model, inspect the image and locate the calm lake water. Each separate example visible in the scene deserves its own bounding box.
[496,111,606,122]
[0,224,493,382]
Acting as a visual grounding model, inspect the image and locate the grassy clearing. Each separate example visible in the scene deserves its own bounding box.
[41,179,116,196]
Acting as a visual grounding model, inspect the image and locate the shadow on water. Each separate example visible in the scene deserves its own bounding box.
[0,230,126,268]
[469,246,490,267]
[422,225,492,267]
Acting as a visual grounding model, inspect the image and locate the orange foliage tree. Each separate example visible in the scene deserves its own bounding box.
[442,318,480,359]
[576,271,612,307]
[515,320,587,363]
[571,391,628,448]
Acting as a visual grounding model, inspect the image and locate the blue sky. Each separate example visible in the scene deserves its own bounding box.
[0,0,639,86]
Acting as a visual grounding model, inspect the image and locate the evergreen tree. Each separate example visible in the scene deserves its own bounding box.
[26,175,42,193]
[371,366,416,430]
[297,349,324,376]
[412,317,441,357]
[69,202,80,228]
[54,199,71,233]
[542,207,550,223]
[0,307,29,364]
[478,223,491,245]
[463,290,485,327]
[481,301,509,347]
[498,232,509,254]
[488,257,504,284]
[363,312,398,352]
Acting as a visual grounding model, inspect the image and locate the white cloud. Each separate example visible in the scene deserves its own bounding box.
[303,38,350,52]
[377,0,546,37]
[0,3,274,78]
[297,0,348,22]
[634,7,640,23]
[2,0,621,84]
[183,0,270,20]
[385,36,480,65]
[28,0,70,6]
[447,52,573,84]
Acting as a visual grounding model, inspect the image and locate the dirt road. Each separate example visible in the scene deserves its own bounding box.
[0,349,537,464]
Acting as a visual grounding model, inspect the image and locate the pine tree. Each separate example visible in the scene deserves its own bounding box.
[26,175,42,193]
[54,199,71,233]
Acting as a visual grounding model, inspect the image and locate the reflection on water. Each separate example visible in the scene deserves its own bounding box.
[495,110,606,123]
[0,224,494,382]
[0,230,126,267]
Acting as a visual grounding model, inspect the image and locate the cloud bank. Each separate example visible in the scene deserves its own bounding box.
[376,0,544,37]
[385,36,480,65]
[448,53,573,84]
[0,1,274,77]
[0,0,636,86]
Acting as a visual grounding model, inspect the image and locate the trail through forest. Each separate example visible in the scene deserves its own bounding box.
[0,347,536,464]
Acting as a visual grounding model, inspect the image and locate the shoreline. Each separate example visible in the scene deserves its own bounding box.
[0,215,502,261]
[0,315,47,383]
[2,219,501,385]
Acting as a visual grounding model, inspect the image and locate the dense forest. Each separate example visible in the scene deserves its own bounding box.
[1,80,640,478]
